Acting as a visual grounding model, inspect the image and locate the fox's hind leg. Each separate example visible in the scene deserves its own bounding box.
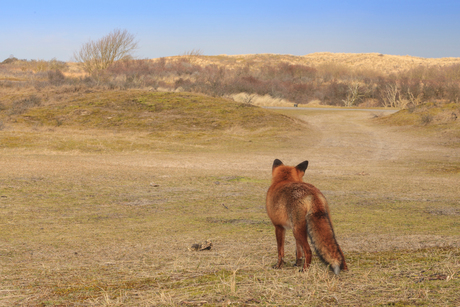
[295,241,303,267]
[274,225,286,269]
[293,223,312,271]
[338,245,348,271]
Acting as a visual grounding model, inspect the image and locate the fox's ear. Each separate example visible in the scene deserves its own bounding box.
[272,159,283,170]
[295,160,309,173]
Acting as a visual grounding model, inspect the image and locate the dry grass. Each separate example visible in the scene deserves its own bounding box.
[165,52,460,75]
[1,92,459,306]
[228,93,294,107]
[3,52,460,110]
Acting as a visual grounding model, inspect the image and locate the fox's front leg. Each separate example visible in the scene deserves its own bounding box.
[274,225,286,269]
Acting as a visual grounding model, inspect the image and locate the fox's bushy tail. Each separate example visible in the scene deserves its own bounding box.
[306,210,345,275]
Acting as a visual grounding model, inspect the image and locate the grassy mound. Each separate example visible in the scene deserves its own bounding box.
[1,90,308,152]
[7,91,293,131]
[380,102,460,126]
[377,102,460,147]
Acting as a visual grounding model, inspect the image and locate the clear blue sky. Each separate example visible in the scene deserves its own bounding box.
[1,0,459,61]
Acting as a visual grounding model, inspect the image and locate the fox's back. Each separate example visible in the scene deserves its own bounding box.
[267,181,325,227]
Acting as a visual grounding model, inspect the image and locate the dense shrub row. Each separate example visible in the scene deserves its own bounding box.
[2,57,460,108]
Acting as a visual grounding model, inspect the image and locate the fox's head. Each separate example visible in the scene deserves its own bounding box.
[271,159,309,183]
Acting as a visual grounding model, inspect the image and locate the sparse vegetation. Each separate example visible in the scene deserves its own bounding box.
[9,94,41,115]
[1,104,459,305]
[0,53,459,305]
[2,53,460,109]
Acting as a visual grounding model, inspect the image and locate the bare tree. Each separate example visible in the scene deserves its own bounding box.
[407,88,424,106]
[383,83,410,109]
[343,83,361,107]
[383,83,399,108]
[242,93,255,105]
[73,29,138,74]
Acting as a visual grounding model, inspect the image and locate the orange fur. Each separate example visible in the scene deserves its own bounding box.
[266,159,347,274]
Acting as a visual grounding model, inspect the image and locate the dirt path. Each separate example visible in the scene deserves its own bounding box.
[288,109,457,171]
[295,111,412,164]
[276,110,460,251]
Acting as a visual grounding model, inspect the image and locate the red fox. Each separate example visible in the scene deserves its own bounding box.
[266,159,347,274]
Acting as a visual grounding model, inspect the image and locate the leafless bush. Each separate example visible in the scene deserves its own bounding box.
[445,83,460,103]
[241,93,255,104]
[181,49,204,56]
[343,83,362,107]
[174,78,193,91]
[407,89,424,106]
[5,54,456,109]
[421,114,433,125]
[9,95,41,115]
[322,81,348,105]
[47,70,66,86]
[382,84,399,108]
[1,55,19,64]
[317,62,349,82]
[73,29,138,74]
[261,62,317,81]
[0,80,14,88]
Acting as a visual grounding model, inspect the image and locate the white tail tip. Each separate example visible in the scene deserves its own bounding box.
[333,265,341,275]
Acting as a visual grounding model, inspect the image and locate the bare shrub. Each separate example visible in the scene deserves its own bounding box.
[9,95,41,115]
[73,29,138,74]
[382,83,399,108]
[34,54,459,109]
[317,62,350,82]
[343,83,362,107]
[0,80,14,88]
[421,114,433,125]
[47,70,66,86]
[107,59,155,76]
[287,82,315,104]
[55,84,85,94]
[445,83,460,103]
[322,81,348,105]
[1,55,19,64]
[230,92,293,107]
[174,78,192,91]
[181,49,204,56]
[241,93,255,104]
[269,62,317,81]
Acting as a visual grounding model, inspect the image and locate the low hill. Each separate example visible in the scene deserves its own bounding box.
[377,101,460,147]
[0,90,308,152]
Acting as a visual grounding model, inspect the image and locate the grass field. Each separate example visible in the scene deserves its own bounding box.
[0,91,459,306]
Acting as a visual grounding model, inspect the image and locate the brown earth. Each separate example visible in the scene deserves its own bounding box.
[0,108,459,305]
